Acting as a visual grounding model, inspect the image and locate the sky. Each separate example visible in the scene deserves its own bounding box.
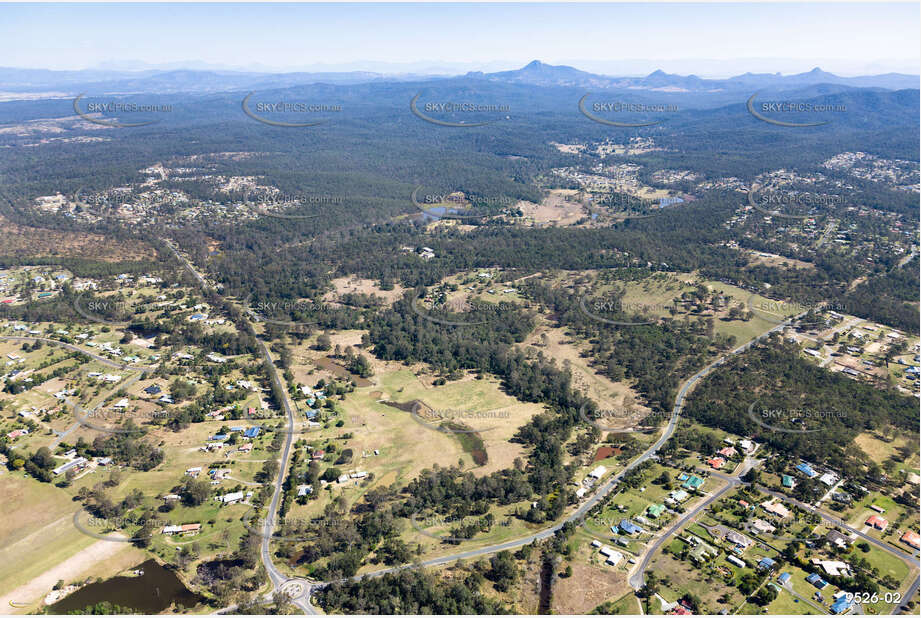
[1,2,919,76]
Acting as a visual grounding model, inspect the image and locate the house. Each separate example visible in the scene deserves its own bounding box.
[350,471,368,479]
[757,557,776,571]
[600,547,623,566]
[813,559,851,577]
[185,466,203,476]
[668,489,689,503]
[618,519,642,535]
[707,456,726,469]
[337,474,350,484]
[238,443,253,453]
[826,530,853,549]
[216,491,245,504]
[806,573,828,589]
[206,353,226,363]
[690,541,718,564]
[243,426,261,438]
[761,500,791,518]
[162,523,202,536]
[588,465,606,480]
[751,519,776,535]
[575,487,587,499]
[830,592,853,615]
[52,457,87,476]
[682,475,704,490]
[210,434,228,441]
[819,472,838,486]
[782,475,795,488]
[718,446,737,458]
[900,530,921,550]
[113,398,129,409]
[726,555,746,568]
[866,515,888,530]
[311,450,325,460]
[738,439,755,453]
[778,572,791,586]
[647,504,666,519]
[725,529,753,548]
[869,504,886,513]
[6,429,28,439]
[796,463,818,478]
[143,384,162,395]
[297,484,313,497]
[162,494,181,502]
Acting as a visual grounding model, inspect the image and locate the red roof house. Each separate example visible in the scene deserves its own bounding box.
[866,515,888,530]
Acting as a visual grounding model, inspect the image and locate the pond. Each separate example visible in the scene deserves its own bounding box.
[49,558,203,614]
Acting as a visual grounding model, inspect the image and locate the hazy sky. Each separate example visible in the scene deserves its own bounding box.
[1,3,919,75]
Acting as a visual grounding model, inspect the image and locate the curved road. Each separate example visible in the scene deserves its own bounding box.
[627,461,758,590]
[0,335,155,371]
[170,237,804,613]
[253,338,316,614]
[164,240,317,613]
[324,315,801,593]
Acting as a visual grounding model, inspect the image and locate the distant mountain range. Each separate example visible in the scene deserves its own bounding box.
[0,60,917,96]
[470,60,919,92]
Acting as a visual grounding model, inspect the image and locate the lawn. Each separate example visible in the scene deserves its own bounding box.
[767,589,819,615]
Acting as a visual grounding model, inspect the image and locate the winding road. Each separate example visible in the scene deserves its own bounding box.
[0,335,155,371]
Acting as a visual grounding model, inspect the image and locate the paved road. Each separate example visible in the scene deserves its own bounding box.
[0,335,154,371]
[164,239,317,614]
[755,484,920,615]
[628,459,758,590]
[253,338,316,614]
[172,238,800,613]
[756,485,919,568]
[896,246,918,269]
[897,575,920,615]
[628,476,739,589]
[344,317,799,588]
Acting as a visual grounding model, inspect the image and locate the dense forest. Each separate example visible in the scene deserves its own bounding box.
[682,338,918,475]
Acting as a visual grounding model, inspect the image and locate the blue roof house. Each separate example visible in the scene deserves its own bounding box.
[831,596,853,614]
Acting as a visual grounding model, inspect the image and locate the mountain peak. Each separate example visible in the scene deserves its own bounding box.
[523,60,545,70]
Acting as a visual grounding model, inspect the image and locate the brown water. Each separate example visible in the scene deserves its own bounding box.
[49,558,203,614]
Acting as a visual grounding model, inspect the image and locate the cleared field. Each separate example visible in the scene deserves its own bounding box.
[323,276,406,306]
[0,472,146,610]
[854,431,919,470]
[551,555,631,614]
[645,549,745,614]
[335,368,545,480]
[520,317,649,422]
[517,189,586,226]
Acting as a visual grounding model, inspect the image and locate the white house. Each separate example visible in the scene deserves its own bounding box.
[217,491,245,504]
